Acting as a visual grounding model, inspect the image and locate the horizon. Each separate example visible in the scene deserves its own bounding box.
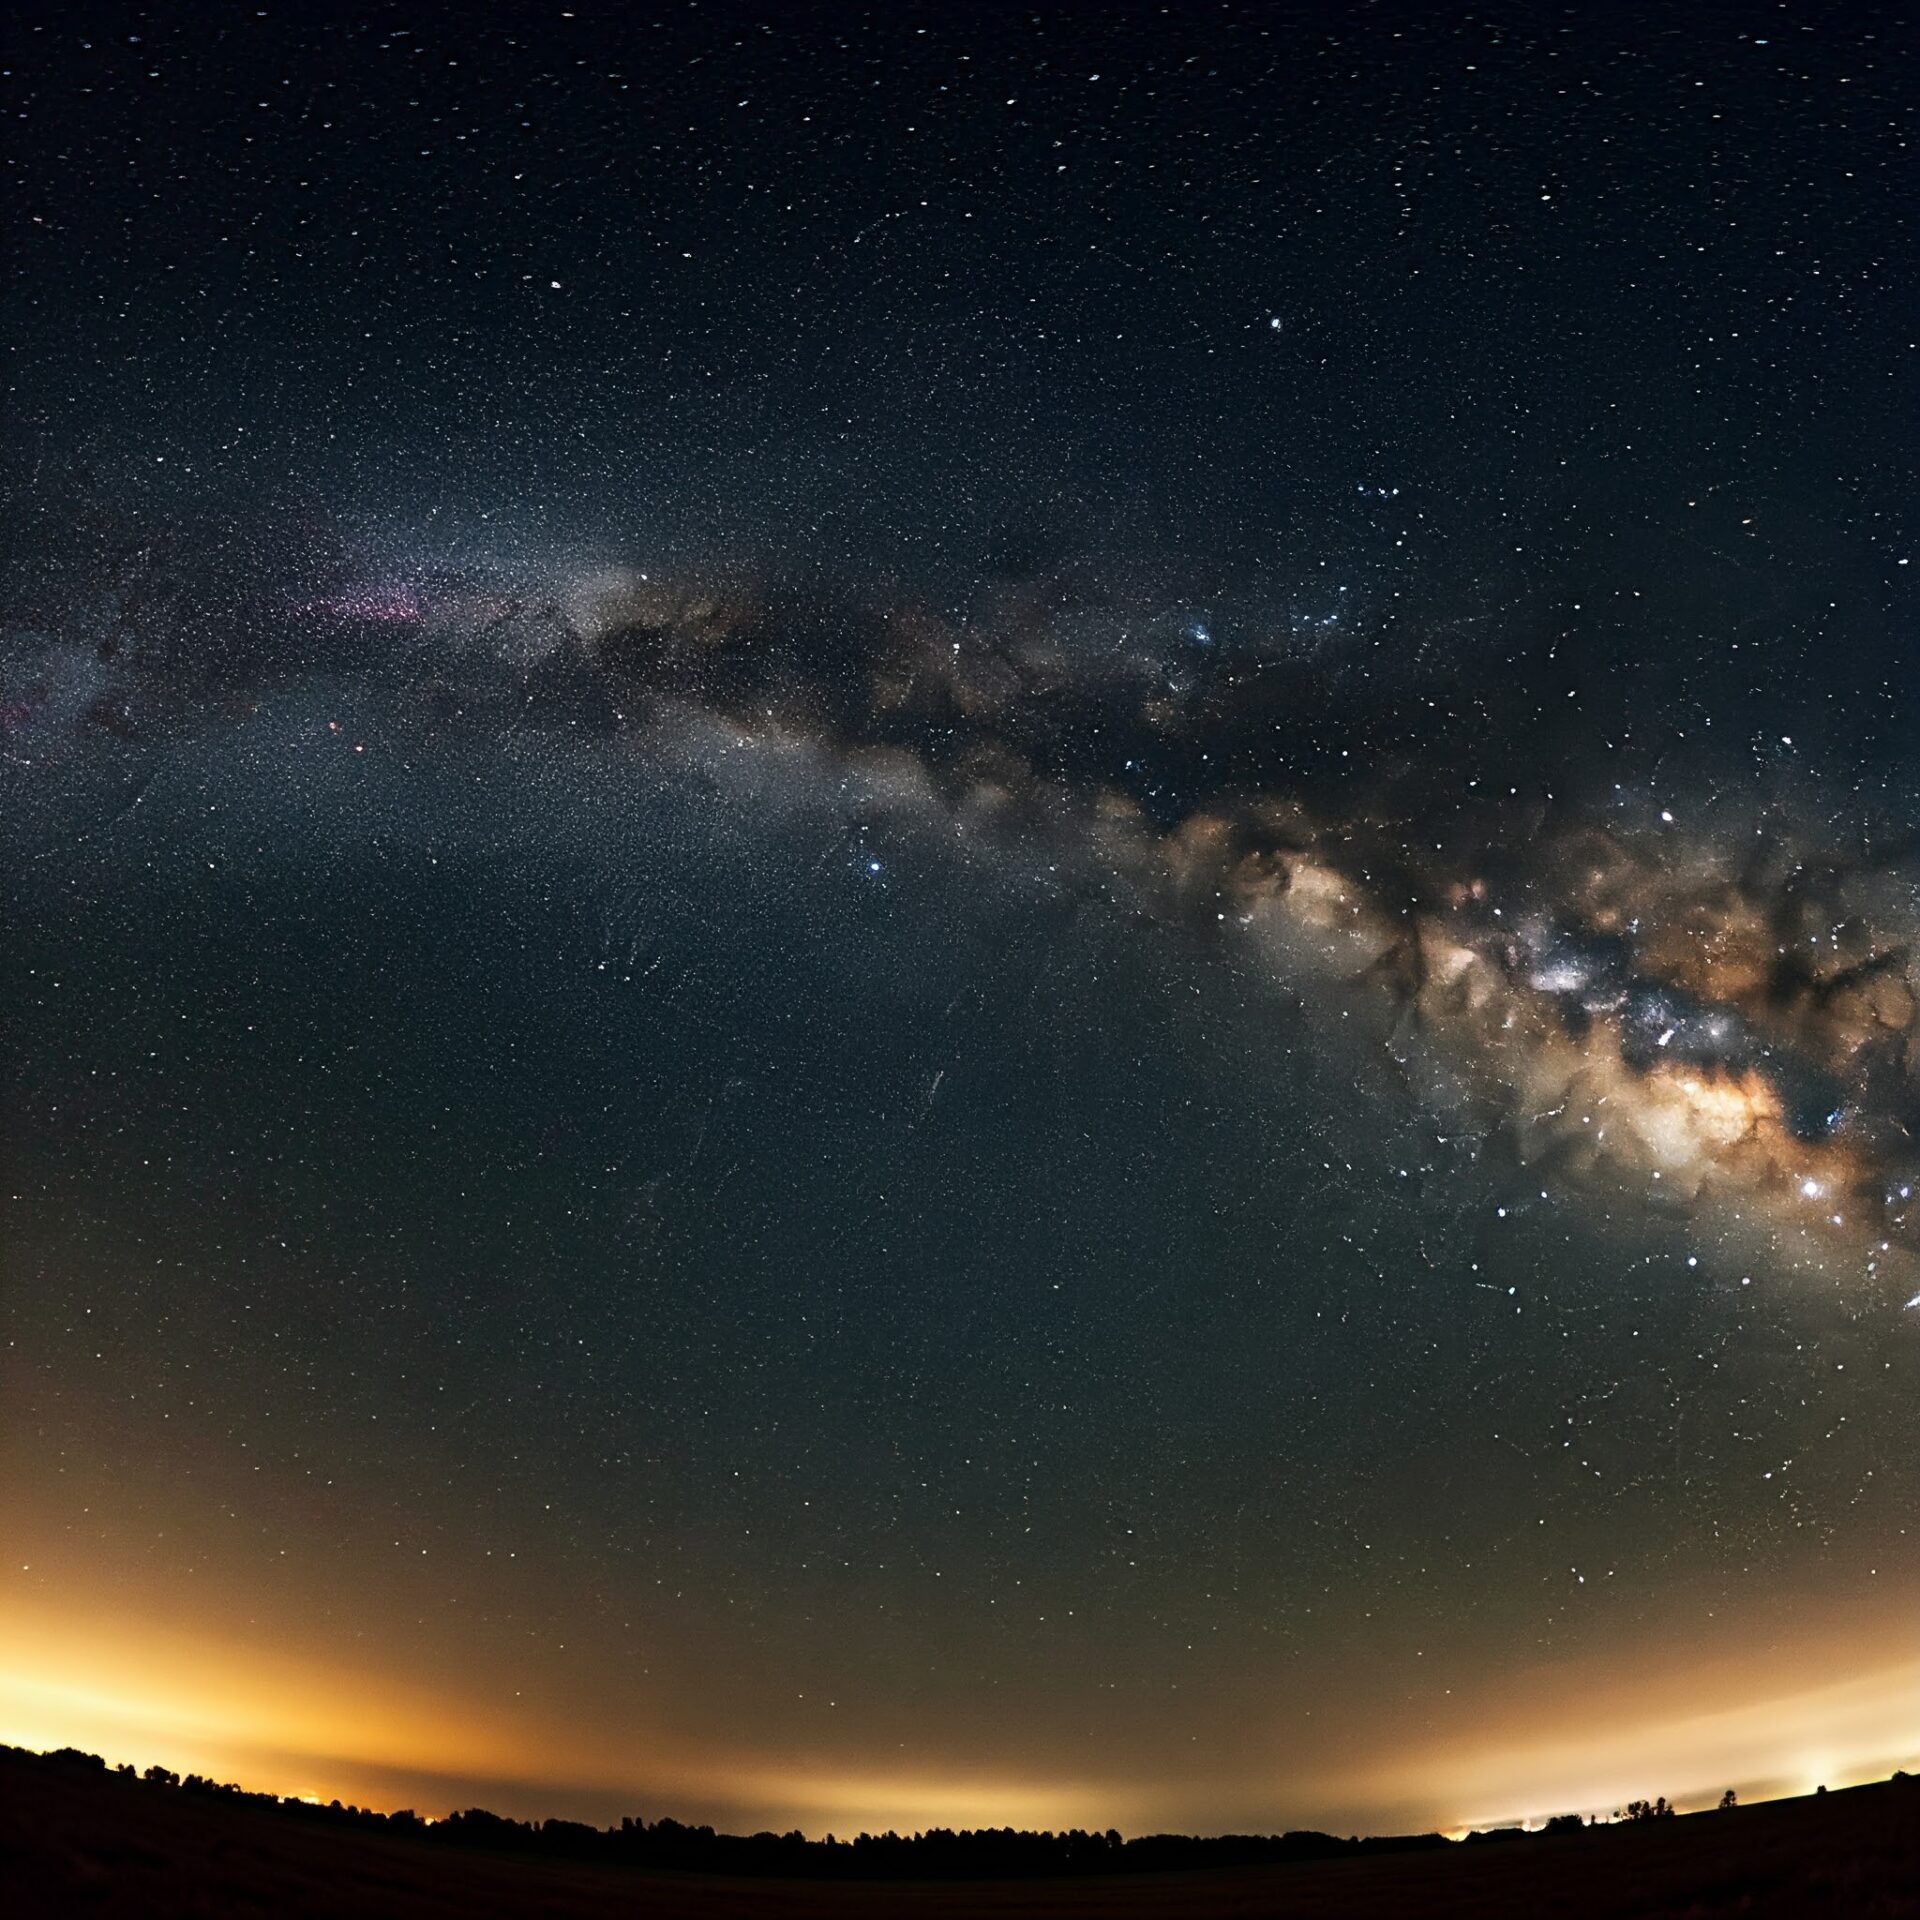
[4,0,1914,1865]
[11,1737,1910,1846]
[5,1620,1916,1840]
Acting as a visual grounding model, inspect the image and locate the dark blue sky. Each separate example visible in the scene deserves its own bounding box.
[3,1,1916,1835]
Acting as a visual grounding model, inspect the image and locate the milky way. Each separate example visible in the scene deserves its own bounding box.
[8,518,1917,1297]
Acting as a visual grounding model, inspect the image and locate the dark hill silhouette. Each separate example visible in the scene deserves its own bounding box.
[6,1745,1920,1918]
[8,1745,1453,1881]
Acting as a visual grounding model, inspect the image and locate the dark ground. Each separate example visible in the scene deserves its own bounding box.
[5,1752,1917,1919]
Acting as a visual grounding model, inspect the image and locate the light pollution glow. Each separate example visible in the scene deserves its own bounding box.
[4,1574,1916,1837]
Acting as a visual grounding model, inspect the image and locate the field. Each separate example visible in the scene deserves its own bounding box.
[5,1753,1917,1919]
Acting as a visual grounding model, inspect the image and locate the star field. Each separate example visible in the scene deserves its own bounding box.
[2,1,1916,1838]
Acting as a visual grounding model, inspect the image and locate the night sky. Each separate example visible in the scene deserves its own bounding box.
[4,2,1917,1840]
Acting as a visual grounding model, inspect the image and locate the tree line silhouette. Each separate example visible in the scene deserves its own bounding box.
[13,1744,1773,1882]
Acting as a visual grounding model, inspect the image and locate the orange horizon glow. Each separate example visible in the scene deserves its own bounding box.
[5,1580,1916,1840]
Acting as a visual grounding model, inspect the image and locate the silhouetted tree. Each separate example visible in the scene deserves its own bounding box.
[0,1743,1454,1881]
